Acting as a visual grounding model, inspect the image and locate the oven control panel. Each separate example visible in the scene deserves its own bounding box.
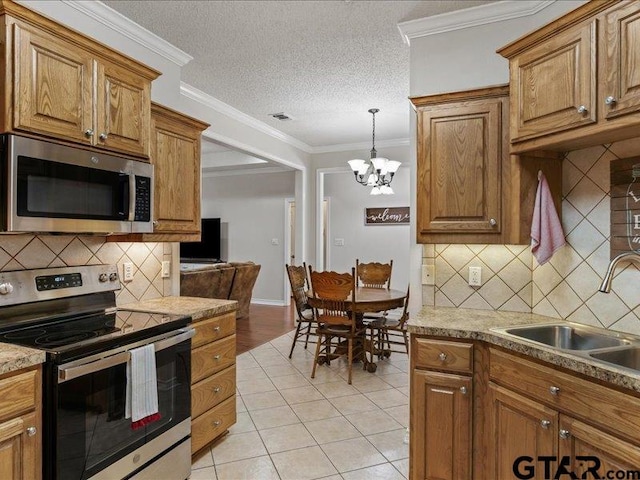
[0,265,120,306]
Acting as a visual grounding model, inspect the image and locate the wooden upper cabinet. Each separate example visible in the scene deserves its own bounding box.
[510,20,597,141]
[600,1,640,121]
[13,24,94,145]
[412,86,508,244]
[150,103,209,238]
[498,0,640,153]
[2,1,159,158]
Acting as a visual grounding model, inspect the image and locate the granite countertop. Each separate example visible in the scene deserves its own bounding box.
[123,296,238,321]
[409,306,640,393]
[0,344,45,376]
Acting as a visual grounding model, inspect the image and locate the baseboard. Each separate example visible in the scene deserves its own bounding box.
[251,299,286,306]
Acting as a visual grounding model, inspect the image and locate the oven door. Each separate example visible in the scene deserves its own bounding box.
[49,329,193,480]
[5,134,153,234]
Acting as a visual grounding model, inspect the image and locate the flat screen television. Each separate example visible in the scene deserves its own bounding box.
[180,218,222,262]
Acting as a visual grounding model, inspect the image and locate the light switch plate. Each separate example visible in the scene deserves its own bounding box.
[123,262,134,282]
[468,266,482,286]
[334,238,345,246]
[161,261,171,278]
[271,238,279,245]
[421,264,434,285]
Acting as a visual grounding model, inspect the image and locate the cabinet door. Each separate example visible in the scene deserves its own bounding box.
[558,415,640,477]
[488,384,557,480]
[511,20,597,141]
[411,370,472,480]
[150,111,202,235]
[600,1,640,120]
[0,412,39,480]
[417,100,501,237]
[13,24,93,145]
[96,60,151,157]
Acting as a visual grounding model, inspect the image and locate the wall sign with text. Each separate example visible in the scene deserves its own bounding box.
[611,157,640,258]
[365,207,410,225]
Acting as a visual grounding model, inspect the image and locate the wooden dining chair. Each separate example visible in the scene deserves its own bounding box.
[369,286,410,359]
[355,259,393,289]
[308,267,365,384]
[285,263,317,358]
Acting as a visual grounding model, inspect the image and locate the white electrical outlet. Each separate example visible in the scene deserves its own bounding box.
[421,264,435,285]
[468,266,482,286]
[123,262,134,282]
[161,261,171,278]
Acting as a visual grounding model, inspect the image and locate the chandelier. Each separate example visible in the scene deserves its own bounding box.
[347,108,401,195]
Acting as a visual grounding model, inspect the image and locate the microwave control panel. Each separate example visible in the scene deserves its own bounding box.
[134,176,151,222]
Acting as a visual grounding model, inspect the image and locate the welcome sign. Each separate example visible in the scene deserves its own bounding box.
[365,207,410,225]
[610,157,640,258]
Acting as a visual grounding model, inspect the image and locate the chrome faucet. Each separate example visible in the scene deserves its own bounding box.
[598,251,640,293]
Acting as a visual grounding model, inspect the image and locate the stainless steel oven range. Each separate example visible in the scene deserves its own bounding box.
[0,264,193,480]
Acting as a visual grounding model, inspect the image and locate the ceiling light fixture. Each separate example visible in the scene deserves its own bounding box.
[347,108,400,195]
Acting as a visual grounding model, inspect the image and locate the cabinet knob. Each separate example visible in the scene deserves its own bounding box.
[559,429,570,439]
[489,218,497,227]
[459,386,467,395]
[99,132,109,141]
[213,326,221,332]
[605,96,617,106]
[26,426,36,436]
[577,105,588,114]
[214,355,221,360]
[549,386,560,396]
[84,129,94,137]
[540,420,551,429]
[153,220,158,226]
[213,420,221,427]
[438,352,447,362]
[213,386,221,393]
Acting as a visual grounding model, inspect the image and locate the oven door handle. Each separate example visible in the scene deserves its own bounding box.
[58,328,195,383]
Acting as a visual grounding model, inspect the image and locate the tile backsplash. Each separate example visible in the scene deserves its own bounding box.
[423,137,640,335]
[0,235,173,305]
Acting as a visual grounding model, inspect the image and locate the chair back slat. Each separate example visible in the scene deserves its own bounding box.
[356,259,392,289]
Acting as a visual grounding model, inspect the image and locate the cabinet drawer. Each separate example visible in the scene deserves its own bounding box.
[413,337,473,373]
[0,369,38,422]
[192,365,236,419]
[192,312,235,348]
[191,395,236,455]
[490,348,640,444]
[192,334,236,383]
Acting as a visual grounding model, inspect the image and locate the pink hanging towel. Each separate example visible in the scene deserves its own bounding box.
[531,171,566,265]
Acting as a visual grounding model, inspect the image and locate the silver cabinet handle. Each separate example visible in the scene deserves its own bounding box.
[26,426,37,436]
[605,96,616,105]
[438,352,447,362]
[99,132,108,141]
[459,386,467,395]
[577,105,588,114]
[84,129,94,137]
[540,420,551,429]
[153,220,158,226]
[213,387,221,393]
[214,355,221,360]
[213,420,221,427]
[213,326,221,332]
[549,386,560,396]
[559,429,570,439]
[489,218,497,227]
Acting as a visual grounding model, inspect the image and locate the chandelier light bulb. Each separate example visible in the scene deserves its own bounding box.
[346,109,400,195]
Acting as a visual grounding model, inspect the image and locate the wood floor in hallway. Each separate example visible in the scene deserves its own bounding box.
[236,303,296,354]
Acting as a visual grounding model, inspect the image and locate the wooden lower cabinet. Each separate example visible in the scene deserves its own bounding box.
[0,367,41,480]
[190,311,237,456]
[411,370,472,480]
[410,336,640,480]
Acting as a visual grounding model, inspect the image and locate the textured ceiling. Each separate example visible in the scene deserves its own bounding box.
[102,0,497,149]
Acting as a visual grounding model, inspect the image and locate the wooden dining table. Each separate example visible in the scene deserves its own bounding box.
[307,286,407,371]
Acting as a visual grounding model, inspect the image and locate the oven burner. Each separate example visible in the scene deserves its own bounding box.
[3,328,47,340]
[36,331,98,347]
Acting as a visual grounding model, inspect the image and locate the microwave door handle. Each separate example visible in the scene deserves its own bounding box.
[128,173,136,221]
[58,351,130,383]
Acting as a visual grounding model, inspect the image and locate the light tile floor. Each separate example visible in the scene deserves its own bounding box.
[190,330,410,479]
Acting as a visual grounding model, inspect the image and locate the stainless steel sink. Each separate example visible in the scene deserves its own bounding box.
[500,324,632,351]
[589,347,640,371]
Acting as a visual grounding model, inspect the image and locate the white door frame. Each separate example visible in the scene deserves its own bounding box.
[283,197,295,306]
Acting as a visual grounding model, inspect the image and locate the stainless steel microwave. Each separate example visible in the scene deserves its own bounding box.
[1,134,154,234]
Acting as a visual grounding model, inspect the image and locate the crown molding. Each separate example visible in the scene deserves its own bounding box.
[397,0,555,45]
[310,138,410,154]
[181,83,313,154]
[51,0,193,66]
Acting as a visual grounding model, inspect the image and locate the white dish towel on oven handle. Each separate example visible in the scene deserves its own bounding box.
[125,343,159,423]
